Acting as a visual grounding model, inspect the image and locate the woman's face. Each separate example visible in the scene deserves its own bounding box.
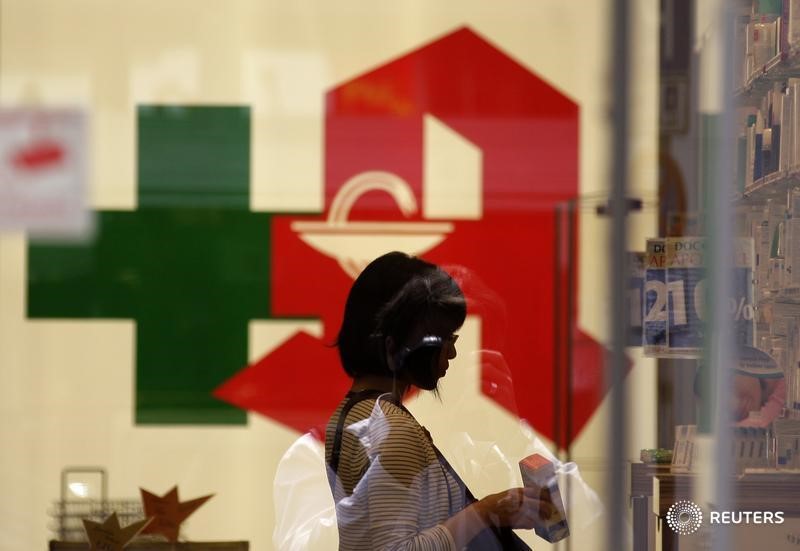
[434,333,458,380]
[396,320,460,390]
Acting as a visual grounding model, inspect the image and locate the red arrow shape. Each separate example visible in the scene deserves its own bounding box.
[214,331,351,439]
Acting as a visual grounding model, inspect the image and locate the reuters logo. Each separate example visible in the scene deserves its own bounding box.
[666,500,703,535]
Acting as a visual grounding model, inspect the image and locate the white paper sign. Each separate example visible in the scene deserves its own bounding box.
[0,108,89,235]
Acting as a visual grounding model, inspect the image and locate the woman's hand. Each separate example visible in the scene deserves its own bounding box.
[473,487,556,530]
[443,486,557,547]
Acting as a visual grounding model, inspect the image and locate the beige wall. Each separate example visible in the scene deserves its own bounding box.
[0,1,658,549]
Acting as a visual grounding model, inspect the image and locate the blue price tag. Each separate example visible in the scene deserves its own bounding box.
[644,238,755,358]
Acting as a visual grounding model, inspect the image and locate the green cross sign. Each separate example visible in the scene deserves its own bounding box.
[27,106,270,424]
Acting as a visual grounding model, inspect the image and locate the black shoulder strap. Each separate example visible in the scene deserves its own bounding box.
[329,389,385,476]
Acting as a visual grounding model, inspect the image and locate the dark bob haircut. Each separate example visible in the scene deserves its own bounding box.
[336,251,466,378]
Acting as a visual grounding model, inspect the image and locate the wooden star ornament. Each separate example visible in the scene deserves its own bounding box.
[140,486,213,542]
[82,512,151,551]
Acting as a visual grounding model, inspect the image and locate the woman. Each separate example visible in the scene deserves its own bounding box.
[325,251,552,550]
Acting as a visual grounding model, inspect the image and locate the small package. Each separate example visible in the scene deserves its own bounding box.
[519,453,569,543]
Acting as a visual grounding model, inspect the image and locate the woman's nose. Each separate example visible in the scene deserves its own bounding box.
[447,342,457,360]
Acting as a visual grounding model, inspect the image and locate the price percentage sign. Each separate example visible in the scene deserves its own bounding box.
[729,296,754,321]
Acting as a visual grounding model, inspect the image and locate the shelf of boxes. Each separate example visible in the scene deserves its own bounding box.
[739,168,800,201]
[735,0,800,422]
[735,1,800,101]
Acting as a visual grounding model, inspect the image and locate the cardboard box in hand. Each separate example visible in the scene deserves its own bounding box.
[519,454,569,543]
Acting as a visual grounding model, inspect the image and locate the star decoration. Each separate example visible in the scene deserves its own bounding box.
[140,486,213,542]
[82,512,151,551]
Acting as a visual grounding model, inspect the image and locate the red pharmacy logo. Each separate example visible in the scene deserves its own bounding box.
[216,27,609,447]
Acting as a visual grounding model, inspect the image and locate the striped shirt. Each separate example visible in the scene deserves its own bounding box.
[325,393,462,550]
